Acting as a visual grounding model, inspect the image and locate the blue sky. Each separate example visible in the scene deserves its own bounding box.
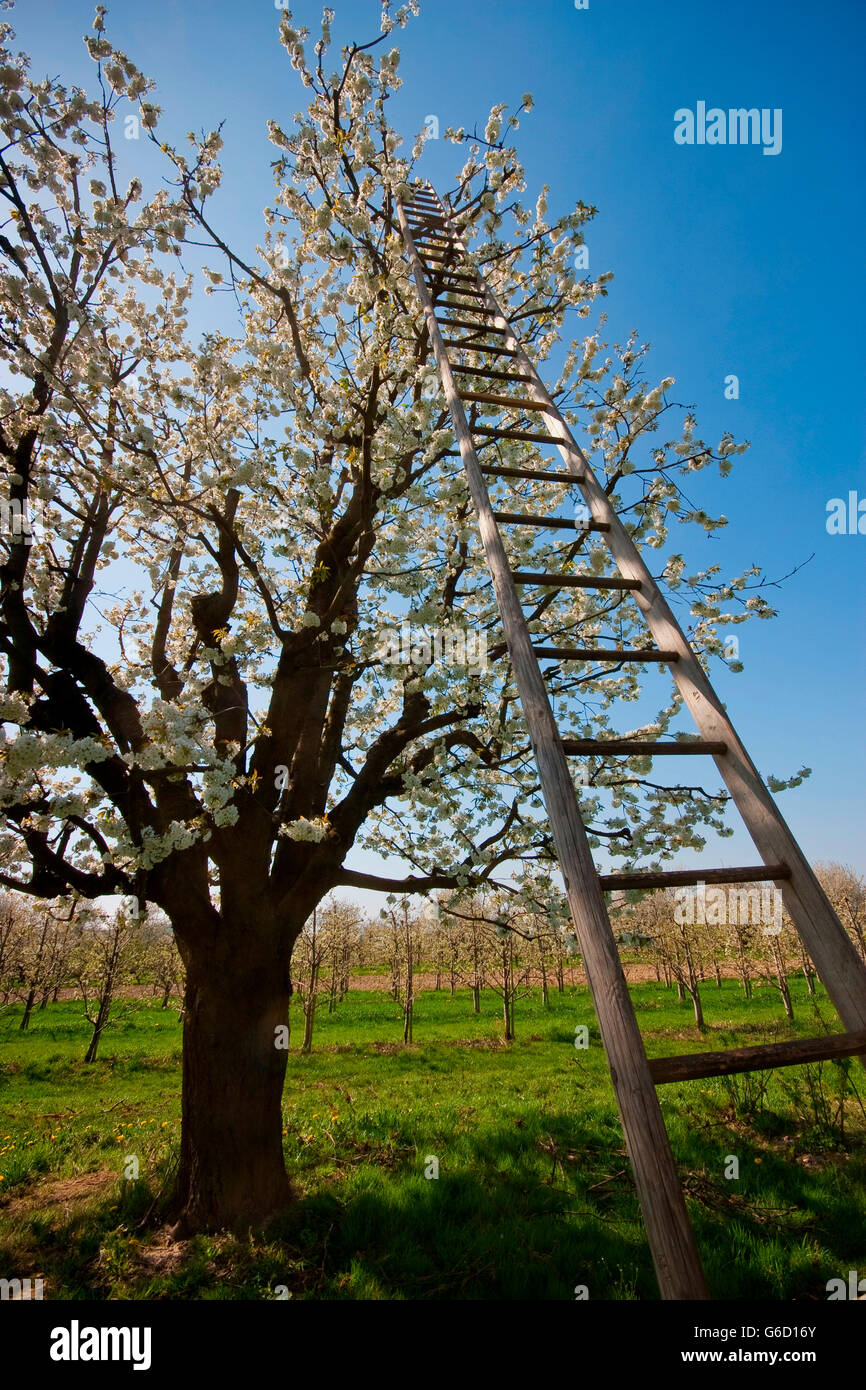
[13,0,864,893]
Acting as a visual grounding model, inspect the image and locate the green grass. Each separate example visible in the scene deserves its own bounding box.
[1,977,864,1300]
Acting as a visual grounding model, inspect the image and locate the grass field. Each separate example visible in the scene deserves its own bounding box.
[1,977,864,1300]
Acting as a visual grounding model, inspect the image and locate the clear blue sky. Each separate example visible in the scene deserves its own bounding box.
[16,0,865,892]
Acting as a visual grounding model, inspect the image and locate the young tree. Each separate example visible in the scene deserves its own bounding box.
[448,890,541,1041]
[380,897,421,1043]
[141,913,185,1008]
[292,903,325,1053]
[16,899,77,1028]
[73,899,140,1062]
[0,7,792,1231]
[753,917,798,1023]
[817,863,866,965]
[625,889,707,1031]
[322,898,361,1012]
[0,891,26,1004]
[722,914,756,1000]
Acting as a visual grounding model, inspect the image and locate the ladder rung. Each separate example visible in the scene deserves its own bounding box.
[512,570,641,590]
[451,365,533,383]
[533,646,677,663]
[475,425,559,444]
[435,287,487,300]
[440,308,500,321]
[482,466,583,483]
[599,864,790,891]
[429,272,479,285]
[649,1030,866,1086]
[493,510,605,531]
[460,391,549,410]
[441,339,519,356]
[440,317,508,334]
[563,738,727,756]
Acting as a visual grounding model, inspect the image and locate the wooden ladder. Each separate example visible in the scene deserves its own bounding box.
[396,181,866,1300]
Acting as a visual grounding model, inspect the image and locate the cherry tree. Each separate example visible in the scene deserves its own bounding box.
[0,3,795,1231]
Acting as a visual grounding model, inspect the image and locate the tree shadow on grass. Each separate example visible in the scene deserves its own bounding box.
[0,1111,861,1301]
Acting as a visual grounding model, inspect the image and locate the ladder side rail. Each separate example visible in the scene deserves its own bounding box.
[398,192,710,1301]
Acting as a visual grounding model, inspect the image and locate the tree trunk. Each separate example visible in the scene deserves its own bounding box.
[502,992,513,1042]
[169,952,292,1235]
[771,941,794,1021]
[472,982,480,1014]
[778,971,794,1020]
[689,983,705,1031]
[84,991,112,1063]
[403,936,413,1045]
[538,945,549,1007]
[302,965,318,1054]
[800,951,815,996]
[19,986,36,1030]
